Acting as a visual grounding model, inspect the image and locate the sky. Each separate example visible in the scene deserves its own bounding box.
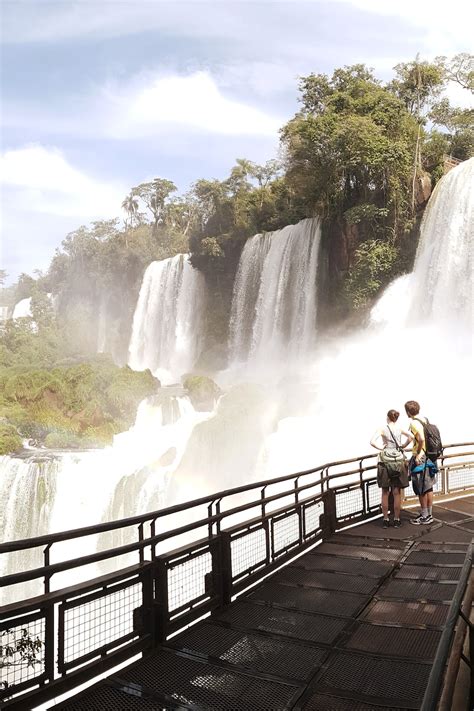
[1,0,473,284]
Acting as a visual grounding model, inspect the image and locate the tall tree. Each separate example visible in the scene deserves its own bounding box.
[132,178,177,236]
[390,57,445,212]
[121,193,139,229]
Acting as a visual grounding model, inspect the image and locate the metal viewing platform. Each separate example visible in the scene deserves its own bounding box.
[1,444,473,710]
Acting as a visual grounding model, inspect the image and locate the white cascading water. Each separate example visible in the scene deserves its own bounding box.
[128,254,207,383]
[11,296,32,319]
[229,218,321,369]
[408,159,473,333]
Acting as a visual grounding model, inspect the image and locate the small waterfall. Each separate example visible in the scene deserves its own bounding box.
[0,455,59,601]
[408,158,473,331]
[97,298,108,353]
[229,218,321,367]
[128,254,207,383]
[12,297,32,319]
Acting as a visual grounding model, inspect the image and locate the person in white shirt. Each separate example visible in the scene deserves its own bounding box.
[370,409,413,528]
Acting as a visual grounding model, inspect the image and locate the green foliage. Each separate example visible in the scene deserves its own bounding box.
[0,356,158,454]
[0,423,22,455]
[344,240,398,310]
[182,374,221,411]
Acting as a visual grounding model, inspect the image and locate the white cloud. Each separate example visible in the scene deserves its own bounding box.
[333,0,473,52]
[0,144,125,218]
[107,71,281,138]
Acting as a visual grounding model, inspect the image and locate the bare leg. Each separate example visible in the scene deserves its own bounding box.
[392,487,401,519]
[381,489,389,519]
[419,492,427,511]
[426,490,434,509]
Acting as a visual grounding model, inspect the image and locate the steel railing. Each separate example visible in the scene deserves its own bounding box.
[1,441,473,709]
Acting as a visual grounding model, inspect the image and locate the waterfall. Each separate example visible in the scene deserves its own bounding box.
[408,158,473,331]
[128,254,207,383]
[0,455,59,601]
[229,218,321,367]
[12,296,32,319]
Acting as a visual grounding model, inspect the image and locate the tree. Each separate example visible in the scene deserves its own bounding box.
[436,53,474,92]
[390,57,446,212]
[132,178,177,236]
[0,270,7,288]
[121,193,139,229]
[0,628,43,690]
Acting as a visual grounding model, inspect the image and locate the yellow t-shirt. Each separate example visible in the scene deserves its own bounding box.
[409,418,426,456]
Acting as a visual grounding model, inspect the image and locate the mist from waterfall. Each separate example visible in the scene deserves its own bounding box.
[229,218,321,370]
[128,254,207,383]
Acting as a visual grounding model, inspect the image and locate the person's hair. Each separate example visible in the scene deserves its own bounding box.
[387,409,399,423]
[405,400,420,417]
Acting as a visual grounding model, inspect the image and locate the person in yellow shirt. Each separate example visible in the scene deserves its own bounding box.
[405,400,438,525]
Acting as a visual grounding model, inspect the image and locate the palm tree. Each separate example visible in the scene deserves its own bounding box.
[121,193,139,229]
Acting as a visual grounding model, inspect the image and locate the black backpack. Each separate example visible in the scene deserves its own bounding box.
[414,417,443,461]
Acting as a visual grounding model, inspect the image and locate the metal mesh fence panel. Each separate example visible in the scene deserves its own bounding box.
[168,550,212,613]
[231,527,267,579]
[0,616,45,691]
[304,501,323,537]
[335,487,363,520]
[448,466,474,491]
[367,481,380,510]
[63,582,141,665]
[272,511,300,557]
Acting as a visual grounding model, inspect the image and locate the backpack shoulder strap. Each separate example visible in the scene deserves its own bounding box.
[386,424,401,451]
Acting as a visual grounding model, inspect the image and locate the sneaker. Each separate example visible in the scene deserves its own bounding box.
[410,515,433,526]
[393,519,401,528]
[382,519,390,529]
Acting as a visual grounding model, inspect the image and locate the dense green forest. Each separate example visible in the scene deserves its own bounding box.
[1,55,472,454]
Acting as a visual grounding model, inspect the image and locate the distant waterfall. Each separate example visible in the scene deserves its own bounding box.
[408,158,473,330]
[0,455,59,601]
[230,218,321,366]
[128,254,207,383]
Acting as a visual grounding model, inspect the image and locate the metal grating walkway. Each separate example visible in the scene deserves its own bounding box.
[54,496,474,711]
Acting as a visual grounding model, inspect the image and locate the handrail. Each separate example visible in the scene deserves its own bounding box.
[1,442,471,554]
[420,543,473,711]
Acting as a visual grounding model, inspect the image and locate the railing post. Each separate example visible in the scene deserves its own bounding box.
[218,531,233,607]
[44,543,52,594]
[153,557,169,644]
[44,603,55,684]
[321,489,336,539]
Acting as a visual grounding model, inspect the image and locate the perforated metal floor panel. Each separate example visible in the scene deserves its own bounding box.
[168,622,326,681]
[316,542,403,561]
[415,525,473,542]
[213,600,349,644]
[292,553,393,578]
[317,651,431,707]
[248,581,368,617]
[330,534,407,549]
[405,550,467,566]
[378,578,458,602]
[394,563,462,581]
[344,622,442,659]
[361,599,449,627]
[275,567,378,595]
[120,648,300,710]
[55,681,174,710]
[303,691,404,710]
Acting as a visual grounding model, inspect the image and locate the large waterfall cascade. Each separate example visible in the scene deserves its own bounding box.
[230,218,322,368]
[128,254,207,383]
[1,159,473,604]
